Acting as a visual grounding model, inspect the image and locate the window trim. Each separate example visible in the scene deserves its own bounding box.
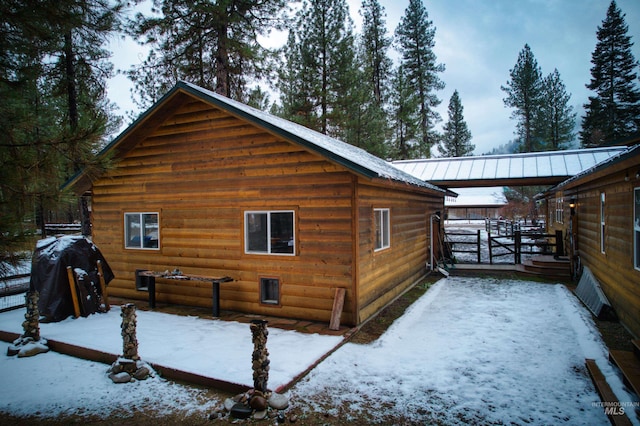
[634,187,640,271]
[244,210,296,256]
[374,208,391,251]
[600,192,606,254]
[259,276,281,306]
[124,212,160,250]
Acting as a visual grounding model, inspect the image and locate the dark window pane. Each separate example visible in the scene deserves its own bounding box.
[270,212,294,254]
[260,278,279,304]
[247,213,268,252]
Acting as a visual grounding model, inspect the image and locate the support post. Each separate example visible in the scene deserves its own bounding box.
[212,281,220,317]
[476,229,481,263]
[555,230,564,257]
[515,230,521,264]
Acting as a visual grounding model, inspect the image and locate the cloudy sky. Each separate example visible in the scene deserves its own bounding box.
[107,0,640,155]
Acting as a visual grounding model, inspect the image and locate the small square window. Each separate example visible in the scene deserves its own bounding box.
[125,212,159,249]
[374,208,390,251]
[260,277,280,305]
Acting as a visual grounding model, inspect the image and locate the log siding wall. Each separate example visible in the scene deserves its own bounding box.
[548,166,640,338]
[91,99,442,326]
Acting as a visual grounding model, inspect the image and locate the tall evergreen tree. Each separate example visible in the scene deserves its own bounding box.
[1,0,122,264]
[127,0,286,107]
[276,30,318,129]
[360,0,393,106]
[501,44,544,152]
[580,0,640,147]
[389,65,420,159]
[395,0,445,158]
[278,0,356,139]
[439,90,474,157]
[539,69,576,150]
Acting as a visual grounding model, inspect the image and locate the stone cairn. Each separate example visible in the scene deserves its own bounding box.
[108,304,151,383]
[211,319,291,422]
[7,291,49,357]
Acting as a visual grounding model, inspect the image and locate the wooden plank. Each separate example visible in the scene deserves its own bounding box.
[585,359,632,426]
[329,288,346,330]
[609,350,640,396]
[66,266,81,318]
[96,260,110,311]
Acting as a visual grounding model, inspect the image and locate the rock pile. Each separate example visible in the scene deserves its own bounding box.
[210,389,290,421]
[108,304,151,383]
[7,291,49,357]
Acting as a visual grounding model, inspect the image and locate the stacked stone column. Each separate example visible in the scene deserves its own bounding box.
[121,303,140,362]
[250,319,269,393]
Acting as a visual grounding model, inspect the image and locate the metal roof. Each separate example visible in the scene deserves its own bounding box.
[392,147,628,187]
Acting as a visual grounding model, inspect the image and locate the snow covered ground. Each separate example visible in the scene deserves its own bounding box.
[1,276,638,424]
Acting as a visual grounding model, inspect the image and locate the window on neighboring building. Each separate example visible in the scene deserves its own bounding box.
[555,197,564,224]
[245,211,295,255]
[260,277,280,305]
[600,192,606,254]
[634,188,640,270]
[374,208,390,251]
[125,213,159,249]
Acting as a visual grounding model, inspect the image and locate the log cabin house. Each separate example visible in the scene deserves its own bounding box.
[65,81,446,327]
[541,141,640,338]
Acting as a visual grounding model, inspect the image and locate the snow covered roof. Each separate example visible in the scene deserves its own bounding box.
[445,187,507,207]
[66,81,444,194]
[392,147,628,188]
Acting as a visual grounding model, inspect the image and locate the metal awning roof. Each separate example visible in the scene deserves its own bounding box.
[392,147,628,188]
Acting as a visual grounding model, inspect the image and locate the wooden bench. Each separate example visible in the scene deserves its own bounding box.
[136,270,232,316]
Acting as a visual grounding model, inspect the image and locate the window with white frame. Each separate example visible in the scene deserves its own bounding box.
[125,212,159,249]
[374,208,390,251]
[634,188,640,270]
[245,211,295,255]
[555,197,564,224]
[600,192,606,253]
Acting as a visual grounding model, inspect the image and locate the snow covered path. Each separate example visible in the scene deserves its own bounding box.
[0,276,638,424]
[289,277,639,425]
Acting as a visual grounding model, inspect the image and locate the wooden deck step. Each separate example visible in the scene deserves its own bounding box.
[585,359,632,426]
[609,349,640,397]
[632,340,640,358]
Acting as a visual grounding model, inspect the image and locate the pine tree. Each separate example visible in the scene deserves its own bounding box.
[439,90,474,157]
[501,44,544,152]
[389,65,420,159]
[580,0,640,147]
[539,69,576,150]
[395,0,445,158]
[276,30,319,129]
[127,0,286,106]
[0,0,122,260]
[360,0,393,106]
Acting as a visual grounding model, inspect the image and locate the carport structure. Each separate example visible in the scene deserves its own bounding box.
[392,147,627,188]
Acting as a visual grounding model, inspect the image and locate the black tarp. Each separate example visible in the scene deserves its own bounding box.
[30,235,114,322]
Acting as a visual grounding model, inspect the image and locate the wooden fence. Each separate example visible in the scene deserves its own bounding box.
[488,230,563,264]
[445,229,482,263]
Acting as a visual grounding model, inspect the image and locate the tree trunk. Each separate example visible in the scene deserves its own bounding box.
[215,24,230,97]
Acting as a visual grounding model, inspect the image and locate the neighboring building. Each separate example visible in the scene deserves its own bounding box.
[542,141,640,338]
[66,81,445,327]
[445,187,507,221]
